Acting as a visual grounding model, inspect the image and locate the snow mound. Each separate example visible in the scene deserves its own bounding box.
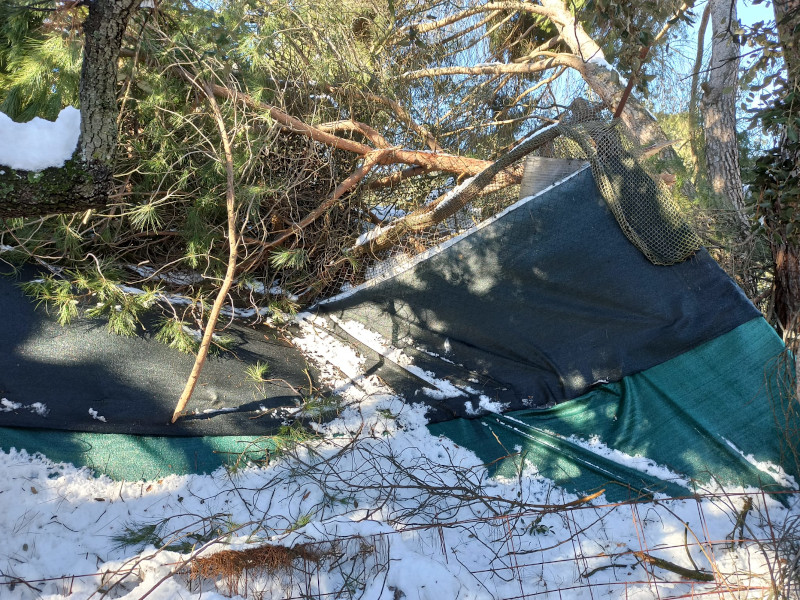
[0,106,81,171]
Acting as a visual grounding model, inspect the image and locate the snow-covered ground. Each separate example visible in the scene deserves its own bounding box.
[1,318,798,600]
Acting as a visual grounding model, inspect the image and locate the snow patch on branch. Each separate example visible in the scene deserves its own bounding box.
[587,53,629,87]
[0,107,81,171]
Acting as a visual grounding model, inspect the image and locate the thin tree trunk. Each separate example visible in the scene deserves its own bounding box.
[80,0,139,163]
[689,4,711,180]
[0,0,138,218]
[701,0,746,220]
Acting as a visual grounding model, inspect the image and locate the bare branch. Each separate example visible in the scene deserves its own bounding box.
[316,120,391,148]
[166,65,494,176]
[259,148,393,252]
[438,10,502,46]
[333,87,444,151]
[171,82,242,423]
[354,122,567,256]
[366,166,435,190]
[401,54,578,80]
[393,2,564,41]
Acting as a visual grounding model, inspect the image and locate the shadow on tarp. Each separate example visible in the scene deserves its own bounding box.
[0,265,316,438]
[315,168,761,422]
[429,318,798,503]
[0,427,280,480]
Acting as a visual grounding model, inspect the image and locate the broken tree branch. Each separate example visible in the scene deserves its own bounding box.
[401,54,573,80]
[353,121,565,257]
[392,2,563,42]
[634,552,715,582]
[316,119,391,148]
[259,147,394,253]
[171,83,242,423]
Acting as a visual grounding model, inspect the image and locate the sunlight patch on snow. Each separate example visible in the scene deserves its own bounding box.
[723,437,799,489]
[567,433,691,488]
[323,316,466,400]
[0,431,791,600]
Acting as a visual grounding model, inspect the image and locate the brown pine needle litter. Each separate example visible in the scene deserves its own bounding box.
[189,542,324,581]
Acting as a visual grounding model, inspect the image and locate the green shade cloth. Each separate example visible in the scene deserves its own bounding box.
[0,429,277,480]
[1,319,793,499]
[428,318,795,501]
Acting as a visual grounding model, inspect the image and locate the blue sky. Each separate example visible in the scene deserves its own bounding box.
[738,0,774,26]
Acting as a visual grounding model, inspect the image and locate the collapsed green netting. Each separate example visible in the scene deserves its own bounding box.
[553,117,702,266]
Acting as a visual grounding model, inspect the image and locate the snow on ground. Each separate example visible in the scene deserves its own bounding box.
[0,107,80,171]
[0,321,797,599]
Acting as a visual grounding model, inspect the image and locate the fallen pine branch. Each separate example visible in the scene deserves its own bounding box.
[353,99,599,257]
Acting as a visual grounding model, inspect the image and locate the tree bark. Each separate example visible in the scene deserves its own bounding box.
[0,0,138,218]
[79,0,139,163]
[770,0,800,339]
[0,156,112,218]
[701,0,746,220]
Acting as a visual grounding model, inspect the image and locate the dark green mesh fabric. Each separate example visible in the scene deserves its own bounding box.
[0,430,276,480]
[2,319,791,501]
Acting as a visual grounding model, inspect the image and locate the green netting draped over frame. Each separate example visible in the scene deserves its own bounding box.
[428,318,795,502]
[553,118,702,265]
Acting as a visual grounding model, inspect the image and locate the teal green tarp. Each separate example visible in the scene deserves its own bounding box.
[428,318,796,501]
[1,319,794,496]
[0,429,278,480]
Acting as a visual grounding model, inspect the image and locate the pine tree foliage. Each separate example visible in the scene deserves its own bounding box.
[0,0,792,348]
[21,265,159,335]
[0,3,82,120]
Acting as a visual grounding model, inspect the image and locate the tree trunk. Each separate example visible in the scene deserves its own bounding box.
[540,0,673,151]
[771,0,800,340]
[689,4,711,181]
[701,0,746,220]
[80,0,139,163]
[0,0,138,218]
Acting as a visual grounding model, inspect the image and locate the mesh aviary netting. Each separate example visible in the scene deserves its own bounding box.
[343,100,701,295]
[555,117,702,266]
